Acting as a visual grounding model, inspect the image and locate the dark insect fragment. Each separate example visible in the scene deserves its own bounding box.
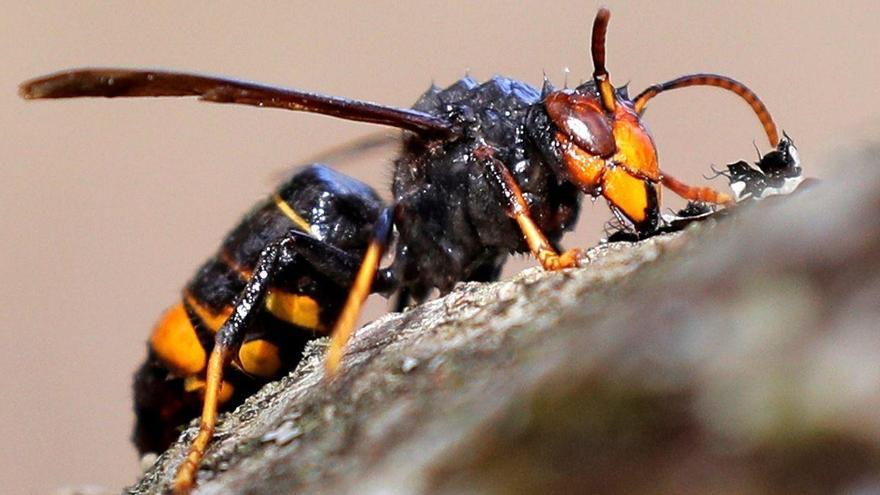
[725,133,804,201]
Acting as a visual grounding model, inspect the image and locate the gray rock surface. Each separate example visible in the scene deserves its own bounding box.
[129,147,880,495]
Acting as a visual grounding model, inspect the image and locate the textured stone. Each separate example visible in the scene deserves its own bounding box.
[129,147,880,495]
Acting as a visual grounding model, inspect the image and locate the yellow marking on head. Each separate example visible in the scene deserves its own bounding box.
[611,108,659,181]
[557,131,607,193]
[602,166,650,224]
[598,79,617,113]
[265,290,323,330]
[184,292,233,333]
[150,303,207,375]
[273,193,316,236]
[238,339,283,378]
[183,376,235,405]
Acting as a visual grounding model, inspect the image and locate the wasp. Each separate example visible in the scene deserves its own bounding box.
[19,9,787,494]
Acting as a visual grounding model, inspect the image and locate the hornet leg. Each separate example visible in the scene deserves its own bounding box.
[173,225,398,492]
[477,146,580,270]
[173,237,293,494]
[324,207,395,376]
[280,229,397,293]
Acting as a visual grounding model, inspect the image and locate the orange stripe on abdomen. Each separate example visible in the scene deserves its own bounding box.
[265,290,324,331]
[150,302,207,376]
[238,339,283,378]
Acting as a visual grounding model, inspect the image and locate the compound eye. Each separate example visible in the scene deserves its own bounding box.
[545,91,615,157]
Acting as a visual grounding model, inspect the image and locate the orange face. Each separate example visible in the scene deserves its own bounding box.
[545,89,660,231]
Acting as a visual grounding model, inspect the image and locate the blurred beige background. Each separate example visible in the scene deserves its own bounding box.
[2,1,879,493]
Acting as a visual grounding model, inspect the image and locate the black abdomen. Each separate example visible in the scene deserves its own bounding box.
[133,164,384,453]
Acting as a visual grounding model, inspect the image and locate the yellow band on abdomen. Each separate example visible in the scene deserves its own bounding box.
[238,339,283,378]
[150,303,207,375]
[265,290,322,330]
[273,193,315,235]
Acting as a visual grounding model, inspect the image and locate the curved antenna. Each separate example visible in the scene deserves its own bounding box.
[591,8,616,112]
[633,73,779,146]
[20,68,453,137]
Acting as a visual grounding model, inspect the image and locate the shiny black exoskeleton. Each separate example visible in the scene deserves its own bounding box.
[390,76,581,301]
[132,165,386,453]
[131,75,585,453]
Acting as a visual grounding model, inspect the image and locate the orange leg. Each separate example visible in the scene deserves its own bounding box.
[173,346,230,494]
[325,208,394,377]
[477,146,580,270]
[516,214,581,270]
[661,173,734,205]
[173,237,290,494]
